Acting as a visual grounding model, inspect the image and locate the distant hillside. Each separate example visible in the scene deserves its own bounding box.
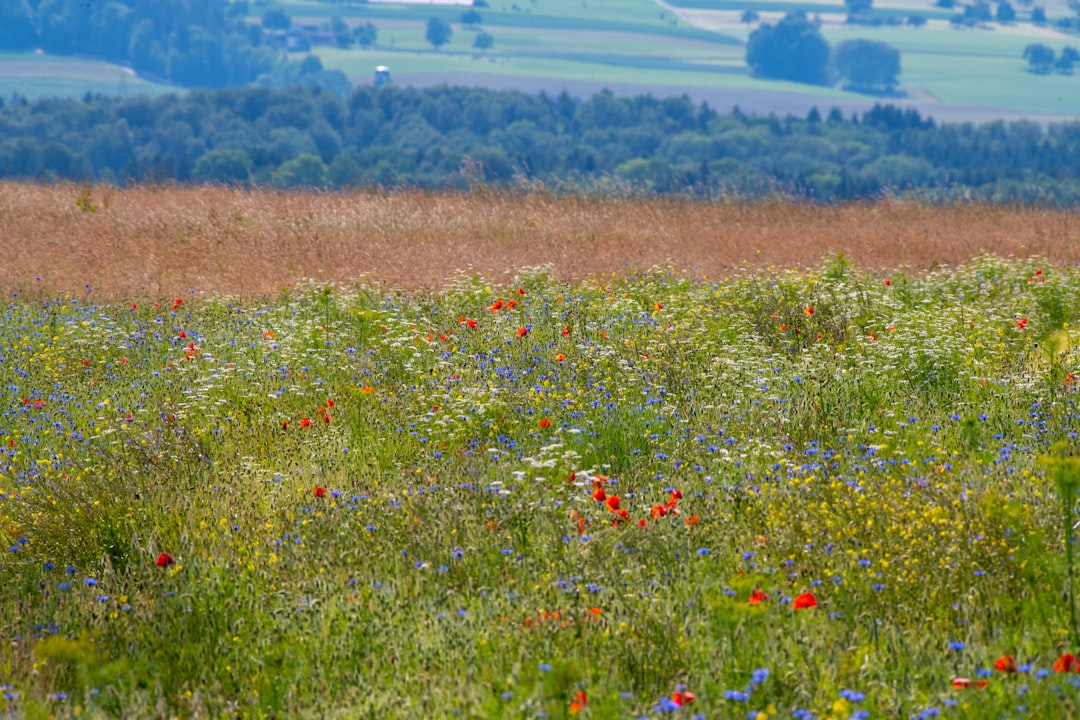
[2,0,1078,118]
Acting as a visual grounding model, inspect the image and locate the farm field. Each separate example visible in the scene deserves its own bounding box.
[268,0,1080,120]
[0,53,176,101]
[5,1,1079,119]
[4,185,1080,717]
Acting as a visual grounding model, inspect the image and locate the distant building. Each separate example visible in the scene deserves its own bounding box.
[284,27,310,52]
[375,66,391,87]
[297,24,334,46]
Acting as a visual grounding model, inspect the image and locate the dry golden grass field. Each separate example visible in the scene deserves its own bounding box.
[2,182,1079,298]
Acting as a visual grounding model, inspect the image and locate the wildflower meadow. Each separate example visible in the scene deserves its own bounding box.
[4,253,1080,719]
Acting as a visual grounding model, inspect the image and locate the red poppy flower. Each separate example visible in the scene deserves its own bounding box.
[684,515,700,526]
[467,319,477,329]
[538,418,552,429]
[804,306,814,316]
[490,300,503,312]
[592,487,606,503]
[516,326,529,338]
[172,299,183,310]
[587,607,602,616]
[507,300,517,310]
[793,592,817,610]
[282,420,289,430]
[300,417,311,428]
[155,552,175,567]
[994,655,1017,673]
[651,505,667,519]
[561,325,571,336]
[673,691,694,706]
[605,495,620,512]
[884,279,891,286]
[749,588,769,605]
[517,288,526,295]
[555,353,565,362]
[952,677,988,689]
[361,386,375,394]
[1054,653,1076,672]
[314,486,326,498]
[570,690,587,713]
[655,302,663,311]
[669,489,682,501]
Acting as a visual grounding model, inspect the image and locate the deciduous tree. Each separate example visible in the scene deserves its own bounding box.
[354,22,378,49]
[1023,42,1055,73]
[746,12,830,85]
[832,38,901,93]
[426,17,452,50]
[473,31,494,51]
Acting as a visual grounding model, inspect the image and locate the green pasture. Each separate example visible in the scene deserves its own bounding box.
[5,255,1080,717]
[277,0,1080,120]
[671,0,955,22]
[269,0,734,41]
[3,0,1075,117]
[816,26,1080,115]
[319,46,866,97]
[0,54,176,101]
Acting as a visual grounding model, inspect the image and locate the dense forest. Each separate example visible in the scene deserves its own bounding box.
[1,83,1079,202]
[0,0,349,92]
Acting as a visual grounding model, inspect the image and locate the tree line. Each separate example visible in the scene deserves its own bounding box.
[0,84,1079,203]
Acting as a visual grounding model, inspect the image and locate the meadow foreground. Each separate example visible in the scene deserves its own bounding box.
[3,189,1080,718]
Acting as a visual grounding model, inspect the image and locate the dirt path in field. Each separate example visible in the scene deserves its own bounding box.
[1,183,1077,300]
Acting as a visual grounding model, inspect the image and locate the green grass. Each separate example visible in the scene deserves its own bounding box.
[4,254,1080,717]
[0,53,177,100]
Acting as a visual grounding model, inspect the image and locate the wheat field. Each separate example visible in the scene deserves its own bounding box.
[2,182,1078,298]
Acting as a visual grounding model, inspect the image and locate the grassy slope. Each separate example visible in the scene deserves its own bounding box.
[3,0,1073,118]
[679,1,1080,116]
[0,53,177,100]
[279,0,877,108]
[273,0,1080,119]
